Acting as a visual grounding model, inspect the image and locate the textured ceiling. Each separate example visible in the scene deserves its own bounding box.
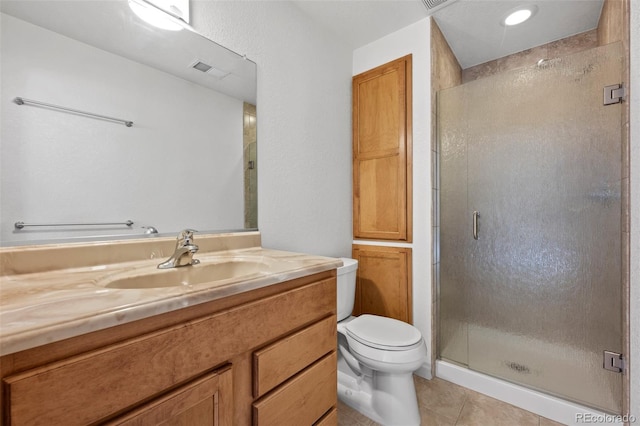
[292,0,605,69]
[291,0,429,49]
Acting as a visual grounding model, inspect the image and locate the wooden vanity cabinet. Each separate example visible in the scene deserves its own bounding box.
[0,271,338,426]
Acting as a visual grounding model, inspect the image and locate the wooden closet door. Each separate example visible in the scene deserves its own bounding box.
[353,55,412,242]
[352,245,412,323]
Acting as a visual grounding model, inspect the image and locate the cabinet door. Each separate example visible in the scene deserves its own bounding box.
[353,55,412,241]
[352,245,412,323]
[108,366,233,426]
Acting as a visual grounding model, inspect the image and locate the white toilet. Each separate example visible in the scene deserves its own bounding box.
[336,258,427,426]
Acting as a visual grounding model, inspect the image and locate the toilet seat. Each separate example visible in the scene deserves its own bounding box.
[343,315,427,365]
[345,314,422,351]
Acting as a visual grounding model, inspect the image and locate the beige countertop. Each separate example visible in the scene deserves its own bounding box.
[0,232,342,356]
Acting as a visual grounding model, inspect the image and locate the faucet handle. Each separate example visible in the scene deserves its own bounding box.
[177,229,198,245]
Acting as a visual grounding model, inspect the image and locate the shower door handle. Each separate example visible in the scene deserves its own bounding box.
[473,211,480,240]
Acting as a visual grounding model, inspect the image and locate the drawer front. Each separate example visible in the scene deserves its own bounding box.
[3,278,336,426]
[253,315,336,398]
[252,352,337,426]
[314,407,337,426]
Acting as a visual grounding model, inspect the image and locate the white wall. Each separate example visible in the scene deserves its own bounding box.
[190,1,353,258]
[352,18,433,378]
[629,0,639,418]
[1,13,244,243]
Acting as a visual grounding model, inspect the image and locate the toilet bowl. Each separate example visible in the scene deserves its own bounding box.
[336,258,427,426]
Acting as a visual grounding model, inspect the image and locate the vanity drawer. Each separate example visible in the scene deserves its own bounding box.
[252,351,337,426]
[253,314,336,397]
[314,407,337,425]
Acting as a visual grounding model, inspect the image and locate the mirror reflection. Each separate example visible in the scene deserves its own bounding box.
[0,0,257,245]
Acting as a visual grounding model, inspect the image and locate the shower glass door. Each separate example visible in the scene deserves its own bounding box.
[438,42,623,413]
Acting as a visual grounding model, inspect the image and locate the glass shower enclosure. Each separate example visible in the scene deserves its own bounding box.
[437,42,624,413]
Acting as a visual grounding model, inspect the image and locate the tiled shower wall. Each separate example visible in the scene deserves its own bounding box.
[430,19,462,372]
[461,30,598,83]
[599,0,632,415]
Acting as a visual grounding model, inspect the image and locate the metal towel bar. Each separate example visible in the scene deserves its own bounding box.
[15,220,134,230]
[13,97,133,127]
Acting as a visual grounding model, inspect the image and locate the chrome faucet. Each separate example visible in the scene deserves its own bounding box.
[157,229,201,269]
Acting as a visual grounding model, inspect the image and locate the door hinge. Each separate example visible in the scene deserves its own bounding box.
[604,83,625,105]
[603,350,625,373]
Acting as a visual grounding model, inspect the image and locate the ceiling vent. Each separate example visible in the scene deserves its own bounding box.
[191,61,230,79]
[192,61,212,73]
[421,0,460,15]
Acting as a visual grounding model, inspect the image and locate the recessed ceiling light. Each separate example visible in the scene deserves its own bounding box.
[502,6,536,26]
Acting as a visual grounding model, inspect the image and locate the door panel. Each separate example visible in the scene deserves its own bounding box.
[352,245,412,323]
[353,55,412,241]
[439,43,623,413]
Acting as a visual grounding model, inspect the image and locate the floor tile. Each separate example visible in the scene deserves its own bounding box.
[337,401,379,426]
[337,375,549,426]
[455,390,539,426]
[418,405,457,426]
[540,417,567,426]
[413,376,468,421]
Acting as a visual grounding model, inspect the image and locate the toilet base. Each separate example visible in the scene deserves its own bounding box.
[338,368,382,424]
[337,359,421,426]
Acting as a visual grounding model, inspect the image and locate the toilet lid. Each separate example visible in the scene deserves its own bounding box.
[345,314,422,350]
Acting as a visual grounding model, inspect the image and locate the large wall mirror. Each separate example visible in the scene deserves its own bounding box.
[0,0,257,246]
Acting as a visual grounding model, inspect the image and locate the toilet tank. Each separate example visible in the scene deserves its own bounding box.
[337,258,358,321]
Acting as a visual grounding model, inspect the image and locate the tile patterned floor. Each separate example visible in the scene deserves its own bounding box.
[337,376,567,426]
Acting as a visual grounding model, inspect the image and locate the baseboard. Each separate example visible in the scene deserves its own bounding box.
[414,361,432,380]
[436,361,627,426]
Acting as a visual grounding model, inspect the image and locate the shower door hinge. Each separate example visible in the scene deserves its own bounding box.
[603,83,625,105]
[603,350,625,373]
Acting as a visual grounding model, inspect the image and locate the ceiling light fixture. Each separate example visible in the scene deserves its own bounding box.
[128,0,184,31]
[502,6,536,26]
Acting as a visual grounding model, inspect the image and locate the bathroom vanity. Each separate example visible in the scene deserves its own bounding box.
[0,232,340,425]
